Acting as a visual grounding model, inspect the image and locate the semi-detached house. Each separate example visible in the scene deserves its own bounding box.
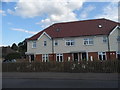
[25,18,120,62]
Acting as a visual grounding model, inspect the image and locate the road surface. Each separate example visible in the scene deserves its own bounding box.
[2,72,119,88]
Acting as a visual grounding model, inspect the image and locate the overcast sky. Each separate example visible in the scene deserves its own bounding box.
[0,0,119,46]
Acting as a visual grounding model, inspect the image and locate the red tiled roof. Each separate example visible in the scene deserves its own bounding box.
[28,18,120,40]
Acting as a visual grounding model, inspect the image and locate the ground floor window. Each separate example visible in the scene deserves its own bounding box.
[56,54,63,62]
[42,54,49,62]
[98,52,106,60]
[117,51,120,60]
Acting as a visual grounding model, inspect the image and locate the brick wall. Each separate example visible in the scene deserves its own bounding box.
[106,51,117,60]
[49,54,56,62]
[88,52,98,61]
[63,53,72,62]
[36,54,42,62]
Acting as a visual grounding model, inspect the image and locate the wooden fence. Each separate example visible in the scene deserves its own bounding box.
[2,60,120,73]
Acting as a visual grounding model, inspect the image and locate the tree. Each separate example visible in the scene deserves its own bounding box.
[5,52,21,60]
[18,39,27,58]
[11,43,18,51]
[18,40,27,52]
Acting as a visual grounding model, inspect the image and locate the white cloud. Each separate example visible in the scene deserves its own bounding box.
[86,0,119,2]
[11,28,38,34]
[0,10,6,16]
[0,0,19,2]
[95,2,119,22]
[8,0,85,27]
[80,5,95,19]
[7,22,13,25]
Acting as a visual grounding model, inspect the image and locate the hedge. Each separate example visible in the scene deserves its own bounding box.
[2,60,120,73]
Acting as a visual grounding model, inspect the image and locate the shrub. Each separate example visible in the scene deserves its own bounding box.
[5,52,21,60]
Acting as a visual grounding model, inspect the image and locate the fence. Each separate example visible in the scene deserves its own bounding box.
[2,60,120,73]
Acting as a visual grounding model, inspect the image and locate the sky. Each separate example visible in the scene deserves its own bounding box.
[0,0,120,46]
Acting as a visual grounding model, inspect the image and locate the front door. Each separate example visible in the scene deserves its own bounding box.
[81,52,87,60]
[73,53,79,62]
[117,53,120,60]
[31,55,34,62]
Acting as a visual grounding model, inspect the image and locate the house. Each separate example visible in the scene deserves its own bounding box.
[25,18,120,62]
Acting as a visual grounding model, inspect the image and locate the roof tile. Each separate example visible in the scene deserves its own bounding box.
[28,18,120,40]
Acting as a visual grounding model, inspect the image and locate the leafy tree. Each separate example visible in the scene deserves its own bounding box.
[18,39,27,58]
[11,43,18,51]
[5,52,21,60]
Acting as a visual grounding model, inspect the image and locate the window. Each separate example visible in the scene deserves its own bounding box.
[32,41,36,48]
[65,40,75,46]
[43,41,47,46]
[42,54,49,62]
[103,37,108,43]
[117,51,120,60]
[98,52,106,60]
[54,40,58,46]
[56,54,63,62]
[84,38,93,45]
[117,36,120,42]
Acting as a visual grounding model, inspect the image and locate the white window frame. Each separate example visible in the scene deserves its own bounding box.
[117,36,120,42]
[116,51,120,58]
[56,54,63,62]
[65,40,75,46]
[83,38,93,45]
[98,52,106,60]
[103,37,108,43]
[54,40,58,46]
[43,41,47,46]
[32,41,36,48]
[42,54,49,62]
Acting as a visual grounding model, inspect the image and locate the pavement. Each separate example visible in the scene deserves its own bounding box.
[2,72,119,80]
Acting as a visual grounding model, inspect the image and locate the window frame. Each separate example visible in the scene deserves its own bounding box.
[54,40,58,46]
[83,38,93,45]
[32,41,37,48]
[98,52,106,60]
[42,54,49,62]
[65,40,75,46]
[43,41,47,46]
[117,36,120,42]
[103,37,108,43]
[56,54,63,62]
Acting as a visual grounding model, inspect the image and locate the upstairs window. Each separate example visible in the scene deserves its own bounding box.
[43,41,47,46]
[65,40,75,46]
[117,36,120,42]
[54,40,58,46]
[32,41,36,48]
[103,37,108,43]
[84,38,93,45]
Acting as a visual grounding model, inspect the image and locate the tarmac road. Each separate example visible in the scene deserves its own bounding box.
[2,72,119,88]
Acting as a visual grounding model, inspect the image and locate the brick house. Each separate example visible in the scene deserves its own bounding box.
[25,18,120,62]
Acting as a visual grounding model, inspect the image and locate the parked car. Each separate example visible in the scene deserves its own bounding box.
[3,59,16,63]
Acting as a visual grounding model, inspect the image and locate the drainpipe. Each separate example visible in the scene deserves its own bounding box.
[107,34,111,60]
[52,38,54,61]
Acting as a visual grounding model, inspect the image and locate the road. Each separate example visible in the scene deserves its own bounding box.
[2,78,118,88]
[2,72,119,88]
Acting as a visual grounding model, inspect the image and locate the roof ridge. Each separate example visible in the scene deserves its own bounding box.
[53,18,107,25]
